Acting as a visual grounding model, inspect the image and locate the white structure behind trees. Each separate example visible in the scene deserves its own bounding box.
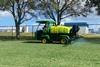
[64,22,89,35]
[0,26,29,33]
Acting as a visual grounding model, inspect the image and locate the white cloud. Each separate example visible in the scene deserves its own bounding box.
[0,11,12,17]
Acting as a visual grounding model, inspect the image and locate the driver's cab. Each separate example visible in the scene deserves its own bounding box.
[35,19,56,40]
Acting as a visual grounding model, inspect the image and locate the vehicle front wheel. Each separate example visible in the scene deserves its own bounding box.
[60,38,67,44]
[41,38,47,44]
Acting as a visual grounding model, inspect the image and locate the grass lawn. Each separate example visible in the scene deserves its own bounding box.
[0,39,100,67]
[0,32,34,40]
[82,34,100,38]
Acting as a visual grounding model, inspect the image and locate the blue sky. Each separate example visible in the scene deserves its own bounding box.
[0,11,100,26]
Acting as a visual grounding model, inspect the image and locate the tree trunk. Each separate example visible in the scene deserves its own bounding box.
[57,13,61,25]
[57,17,61,25]
[57,1,61,25]
[15,24,20,39]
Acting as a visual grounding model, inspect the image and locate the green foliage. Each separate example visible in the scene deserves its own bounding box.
[86,0,100,15]
[0,0,3,5]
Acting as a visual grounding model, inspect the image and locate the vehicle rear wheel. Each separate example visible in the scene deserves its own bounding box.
[60,38,67,44]
[41,38,47,44]
[60,36,71,44]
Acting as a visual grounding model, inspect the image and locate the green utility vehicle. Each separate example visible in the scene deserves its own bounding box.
[35,19,79,44]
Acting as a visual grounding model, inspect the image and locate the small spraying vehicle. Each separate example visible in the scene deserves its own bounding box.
[35,19,79,44]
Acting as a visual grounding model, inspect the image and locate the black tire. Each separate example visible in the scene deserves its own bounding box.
[41,38,47,44]
[60,36,71,44]
[60,38,67,44]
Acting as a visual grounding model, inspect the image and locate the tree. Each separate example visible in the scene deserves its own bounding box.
[86,0,100,15]
[33,0,91,25]
[0,0,35,39]
[0,0,5,10]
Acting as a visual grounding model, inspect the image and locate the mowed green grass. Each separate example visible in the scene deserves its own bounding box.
[82,34,100,38]
[0,39,100,67]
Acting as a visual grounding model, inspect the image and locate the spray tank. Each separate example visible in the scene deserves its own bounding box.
[43,25,72,34]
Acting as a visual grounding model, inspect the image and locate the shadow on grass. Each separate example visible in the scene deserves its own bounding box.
[22,40,41,43]
[22,40,59,44]
[0,36,34,41]
[22,40,69,46]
